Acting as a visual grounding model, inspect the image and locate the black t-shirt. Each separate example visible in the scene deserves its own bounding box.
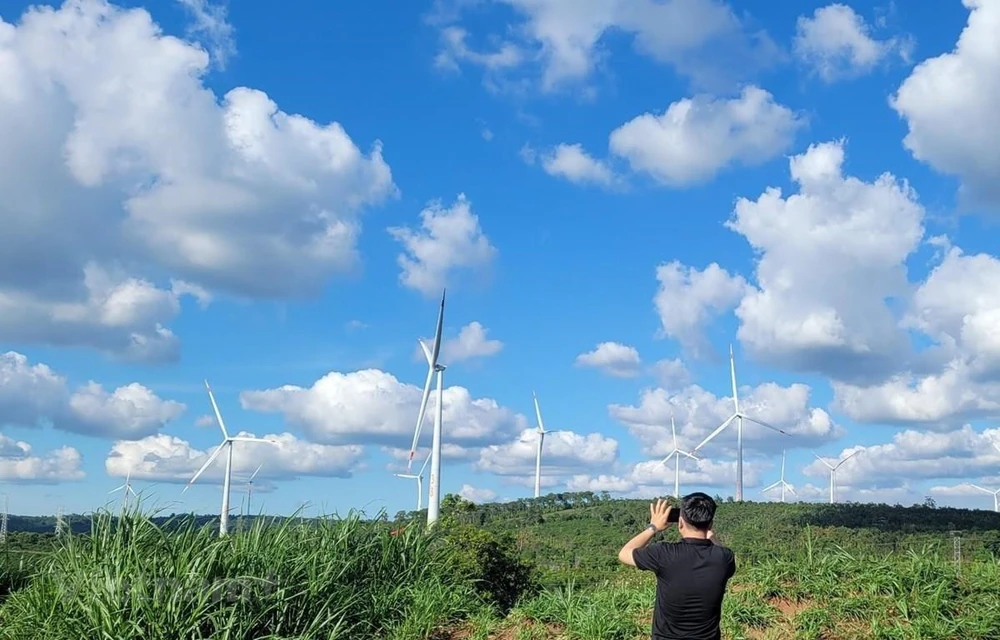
[632,537,736,640]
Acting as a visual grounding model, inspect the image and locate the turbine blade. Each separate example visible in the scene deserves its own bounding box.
[784,482,796,494]
[660,450,678,465]
[430,289,445,363]
[418,339,433,365]
[729,344,739,413]
[230,436,276,444]
[533,392,545,432]
[109,485,125,494]
[969,484,992,494]
[681,450,699,460]
[417,450,432,477]
[205,381,229,440]
[184,443,226,492]
[249,464,263,482]
[813,452,835,470]
[761,480,781,492]
[407,365,435,470]
[670,414,677,450]
[691,414,736,454]
[742,415,791,437]
[834,449,860,469]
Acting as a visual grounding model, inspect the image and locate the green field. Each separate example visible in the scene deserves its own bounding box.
[1,493,999,639]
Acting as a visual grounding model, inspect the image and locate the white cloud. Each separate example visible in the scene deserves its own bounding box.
[67,382,185,439]
[175,0,235,69]
[654,261,748,357]
[793,4,909,82]
[833,246,1000,427]
[651,358,691,390]
[575,342,642,378]
[0,351,184,438]
[891,0,1000,209]
[475,429,619,477]
[0,1,395,359]
[388,194,497,296]
[729,139,924,382]
[565,456,766,497]
[565,474,634,493]
[0,439,85,484]
[805,427,1000,488]
[609,87,804,186]
[106,432,365,482]
[241,368,528,447]
[194,414,216,428]
[459,484,498,503]
[539,143,618,187]
[433,0,779,92]
[434,26,524,73]
[438,321,504,363]
[609,380,842,459]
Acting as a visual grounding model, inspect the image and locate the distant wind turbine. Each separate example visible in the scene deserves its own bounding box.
[395,452,431,511]
[761,450,795,503]
[660,415,698,499]
[813,450,860,504]
[184,381,278,536]
[691,345,791,501]
[109,468,138,515]
[407,290,446,527]
[532,392,570,499]
[245,464,263,516]
[970,484,1000,512]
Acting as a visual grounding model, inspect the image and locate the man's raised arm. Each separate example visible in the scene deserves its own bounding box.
[617,499,671,567]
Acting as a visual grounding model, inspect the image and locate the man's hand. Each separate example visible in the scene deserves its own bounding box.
[650,498,671,532]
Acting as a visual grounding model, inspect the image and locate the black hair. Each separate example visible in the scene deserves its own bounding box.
[680,492,716,531]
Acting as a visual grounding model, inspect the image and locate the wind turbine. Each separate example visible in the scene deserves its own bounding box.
[245,464,263,516]
[691,345,791,501]
[813,450,860,504]
[407,290,446,527]
[395,453,431,511]
[109,468,138,515]
[660,414,698,499]
[969,484,1000,512]
[532,392,571,499]
[761,450,795,502]
[184,381,277,536]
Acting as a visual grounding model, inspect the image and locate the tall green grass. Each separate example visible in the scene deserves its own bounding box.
[0,509,481,640]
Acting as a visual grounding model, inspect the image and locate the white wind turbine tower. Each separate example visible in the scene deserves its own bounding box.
[184,381,277,536]
[407,290,446,527]
[969,484,1000,512]
[109,468,138,515]
[660,415,698,499]
[813,450,860,504]
[761,450,795,503]
[395,453,431,511]
[532,392,571,499]
[691,345,791,501]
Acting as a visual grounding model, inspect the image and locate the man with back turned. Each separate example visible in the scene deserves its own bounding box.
[617,492,736,640]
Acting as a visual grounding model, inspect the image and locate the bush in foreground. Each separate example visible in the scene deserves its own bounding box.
[0,511,481,639]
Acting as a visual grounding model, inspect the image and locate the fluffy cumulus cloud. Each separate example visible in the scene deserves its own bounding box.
[793,4,910,82]
[106,432,365,482]
[654,261,748,357]
[241,368,529,448]
[729,140,924,382]
[474,429,619,478]
[891,0,1000,209]
[609,378,842,460]
[833,245,1000,427]
[458,484,499,503]
[418,321,503,364]
[389,194,497,296]
[0,0,394,360]
[0,435,85,483]
[609,87,804,186]
[0,351,184,438]
[430,0,779,92]
[575,342,642,378]
[804,427,1000,490]
[537,143,618,188]
[565,456,767,497]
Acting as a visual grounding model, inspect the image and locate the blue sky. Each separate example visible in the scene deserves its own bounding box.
[1,0,1000,517]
